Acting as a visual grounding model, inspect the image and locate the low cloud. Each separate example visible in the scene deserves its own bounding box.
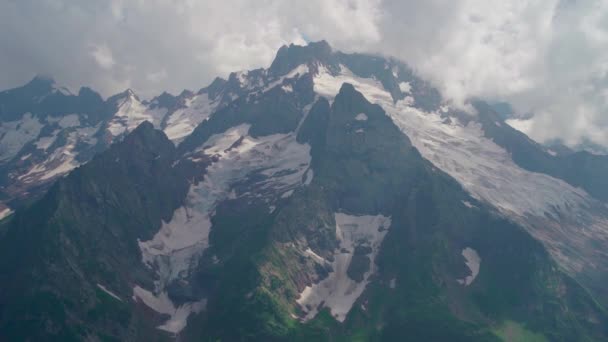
[0,0,607,149]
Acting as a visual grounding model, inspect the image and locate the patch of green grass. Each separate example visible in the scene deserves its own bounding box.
[493,320,547,342]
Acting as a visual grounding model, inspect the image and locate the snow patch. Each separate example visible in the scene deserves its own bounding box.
[304,248,327,264]
[281,84,293,93]
[108,95,166,137]
[355,113,368,121]
[457,247,481,286]
[262,64,309,93]
[462,200,476,209]
[398,82,411,94]
[281,189,294,198]
[163,93,219,142]
[505,118,533,135]
[0,113,43,162]
[97,284,123,302]
[19,123,99,184]
[304,168,314,186]
[58,114,80,128]
[236,70,250,89]
[34,130,59,150]
[0,208,13,220]
[139,183,214,289]
[314,65,389,106]
[297,213,391,322]
[133,285,206,334]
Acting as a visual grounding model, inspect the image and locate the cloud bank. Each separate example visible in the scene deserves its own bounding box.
[1,0,607,148]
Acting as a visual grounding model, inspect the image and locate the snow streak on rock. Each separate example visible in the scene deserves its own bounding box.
[96,284,123,302]
[297,213,391,322]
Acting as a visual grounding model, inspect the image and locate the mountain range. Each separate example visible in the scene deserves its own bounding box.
[1,41,608,341]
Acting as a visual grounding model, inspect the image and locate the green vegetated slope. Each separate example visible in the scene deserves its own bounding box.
[0,43,607,341]
[0,122,187,341]
[181,85,608,341]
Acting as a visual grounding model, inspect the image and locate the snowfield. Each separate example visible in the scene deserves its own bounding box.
[0,113,43,162]
[141,124,312,287]
[19,124,99,183]
[107,91,167,137]
[297,213,391,322]
[163,93,219,142]
[312,63,608,278]
[139,119,312,332]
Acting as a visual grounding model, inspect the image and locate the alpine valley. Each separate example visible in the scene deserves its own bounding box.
[1,41,608,341]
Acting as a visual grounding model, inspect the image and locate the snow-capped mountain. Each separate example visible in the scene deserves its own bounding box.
[0,65,266,212]
[1,41,608,341]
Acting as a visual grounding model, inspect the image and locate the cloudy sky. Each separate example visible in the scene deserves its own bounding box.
[1,0,608,149]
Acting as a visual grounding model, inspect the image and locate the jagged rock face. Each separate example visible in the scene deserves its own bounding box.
[0,122,188,341]
[0,77,109,213]
[1,42,608,342]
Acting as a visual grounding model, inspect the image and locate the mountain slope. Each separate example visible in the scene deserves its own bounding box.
[179,83,607,341]
[0,122,188,341]
[0,41,607,341]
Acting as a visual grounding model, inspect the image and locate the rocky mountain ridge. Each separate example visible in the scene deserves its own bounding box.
[1,41,608,341]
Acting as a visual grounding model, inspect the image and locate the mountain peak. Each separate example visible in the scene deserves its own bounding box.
[125,120,173,152]
[108,88,140,104]
[150,91,179,109]
[269,40,334,76]
[21,74,56,94]
[28,74,55,86]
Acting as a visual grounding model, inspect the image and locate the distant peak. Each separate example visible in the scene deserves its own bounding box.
[19,74,77,96]
[201,77,227,97]
[338,82,356,93]
[333,82,371,110]
[178,89,194,98]
[107,88,140,104]
[269,40,334,76]
[307,40,332,51]
[150,91,180,109]
[133,120,155,132]
[29,74,55,85]
[336,83,360,99]
[23,74,56,92]
[277,40,332,54]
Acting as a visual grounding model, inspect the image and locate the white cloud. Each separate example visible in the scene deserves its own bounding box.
[91,44,115,70]
[0,0,607,149]
[146,69,167,83]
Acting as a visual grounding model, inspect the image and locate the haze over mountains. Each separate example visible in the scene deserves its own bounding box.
[1,41,608,341]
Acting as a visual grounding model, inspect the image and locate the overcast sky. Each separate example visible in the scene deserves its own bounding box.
[1,0,607,149]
